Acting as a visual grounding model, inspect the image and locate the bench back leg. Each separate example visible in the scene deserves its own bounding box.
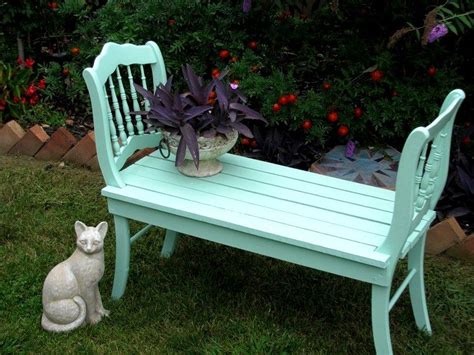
[161,230,180,258]
[408,233,432,334]
[372,284,393,354]
[111,215,131,300]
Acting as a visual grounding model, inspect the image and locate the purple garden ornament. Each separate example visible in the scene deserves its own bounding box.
[345,140,356,158]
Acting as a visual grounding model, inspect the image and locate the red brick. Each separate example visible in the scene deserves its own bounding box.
[426,217,466,255]
[35,127,77,161]
[0,120,26,154]
[85,155,100,171]
[9,124,49,156]
[446,235,474,263]
[62,131,96,166]
[124,147,156,168]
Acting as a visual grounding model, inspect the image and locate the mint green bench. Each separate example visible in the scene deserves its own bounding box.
[83,42,465,354]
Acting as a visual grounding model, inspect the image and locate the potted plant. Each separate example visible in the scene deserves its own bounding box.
[132,64,266,177]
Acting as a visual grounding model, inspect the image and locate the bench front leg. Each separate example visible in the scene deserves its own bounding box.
[371,284,393,355]
[408,233,432,334]
[112,215,130,300]
[161,230,180,258]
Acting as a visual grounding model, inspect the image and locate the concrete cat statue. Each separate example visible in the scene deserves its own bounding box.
[41,221,109,332]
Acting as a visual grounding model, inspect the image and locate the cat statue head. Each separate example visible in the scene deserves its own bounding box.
[75,221,108,254]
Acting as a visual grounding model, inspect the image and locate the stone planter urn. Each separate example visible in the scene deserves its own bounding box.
[163,129,239,177]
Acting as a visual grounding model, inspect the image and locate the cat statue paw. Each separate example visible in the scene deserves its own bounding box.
[41,221,109,332]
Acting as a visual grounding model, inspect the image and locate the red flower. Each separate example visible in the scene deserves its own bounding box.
[322,82,331,90]
[21,97,27,104]
[26,85,37,97]
[370,70,384,81]
[17,56,23,66]
[24,58,35,69]
[427,66,437,77]
[0,99,6,111]
[29,95,39,106]
[38,79,46,89]
[13,96,20,104]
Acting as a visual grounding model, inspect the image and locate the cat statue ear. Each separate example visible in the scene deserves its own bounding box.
[96,221,108,239]
[74,221,87,237]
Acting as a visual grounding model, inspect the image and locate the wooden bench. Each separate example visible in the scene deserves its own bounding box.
[83,42,465,354]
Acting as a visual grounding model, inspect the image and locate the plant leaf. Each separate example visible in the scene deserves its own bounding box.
[164,75,173,92]
[175,135,187,167]
[182,64,205,103]
[230,122,254,138]
[446,22,459,34]
[185,105,212,120]
[180,123,199,169]
[214,79,229,110]
[459,15,472,28]
[229,103,267,122]
[133,83,154,101]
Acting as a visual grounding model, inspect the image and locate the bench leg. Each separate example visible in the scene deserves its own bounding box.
[111,215,130,300]
[161,230,180,258]
[408,233,432,335]
[371,285,393,355]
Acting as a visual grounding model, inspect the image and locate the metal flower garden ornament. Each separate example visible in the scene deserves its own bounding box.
[132,64,266,177]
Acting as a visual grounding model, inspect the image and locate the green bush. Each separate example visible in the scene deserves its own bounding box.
[1,0,472,154]
[0,59,42,122]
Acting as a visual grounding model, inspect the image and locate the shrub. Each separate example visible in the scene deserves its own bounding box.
[0,59,43,122]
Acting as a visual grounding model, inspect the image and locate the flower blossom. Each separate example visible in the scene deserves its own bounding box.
[24,58,35,69]
[428,24,448,43]
[242,0,251,13]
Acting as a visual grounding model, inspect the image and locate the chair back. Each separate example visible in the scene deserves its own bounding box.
[379,89,465,260]
[83,41,167,187]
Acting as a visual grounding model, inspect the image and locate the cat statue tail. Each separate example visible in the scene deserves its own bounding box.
[41,296,87,332]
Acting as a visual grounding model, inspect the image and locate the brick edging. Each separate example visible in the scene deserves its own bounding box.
[0,120,99,171]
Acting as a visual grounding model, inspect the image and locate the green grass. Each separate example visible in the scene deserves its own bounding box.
[0,155,473,354]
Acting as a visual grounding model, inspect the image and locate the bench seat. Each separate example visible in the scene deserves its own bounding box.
[102,151,435,269]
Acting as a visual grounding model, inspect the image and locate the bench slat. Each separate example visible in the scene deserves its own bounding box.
[121,167,385,247]
[103,184,391,267]
[213,152,394,200]
[138,156,394,225]
[126,162,390,237]
[147,154,395,211]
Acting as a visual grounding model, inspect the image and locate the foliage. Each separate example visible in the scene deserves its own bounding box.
[437,123,474,232]
[0,0,472,168]
[388,0,474,47]
[0,60,42,122]
[20,102,68,128]
[38,61,90,118]
[134,64,266,168]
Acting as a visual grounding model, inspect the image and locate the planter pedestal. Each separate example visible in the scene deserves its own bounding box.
[177,158,224,177]
[164,129,238,178]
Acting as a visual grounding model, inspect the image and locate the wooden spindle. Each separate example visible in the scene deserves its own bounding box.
[104,87,121,156]
[116,67,134,137]
[108,76,128,146]
[140,65,150,112]
[127,65,144,135]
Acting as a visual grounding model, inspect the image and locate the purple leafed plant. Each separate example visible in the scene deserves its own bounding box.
[132,64,266,169]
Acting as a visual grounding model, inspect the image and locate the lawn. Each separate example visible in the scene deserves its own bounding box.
[0,155,472,354]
